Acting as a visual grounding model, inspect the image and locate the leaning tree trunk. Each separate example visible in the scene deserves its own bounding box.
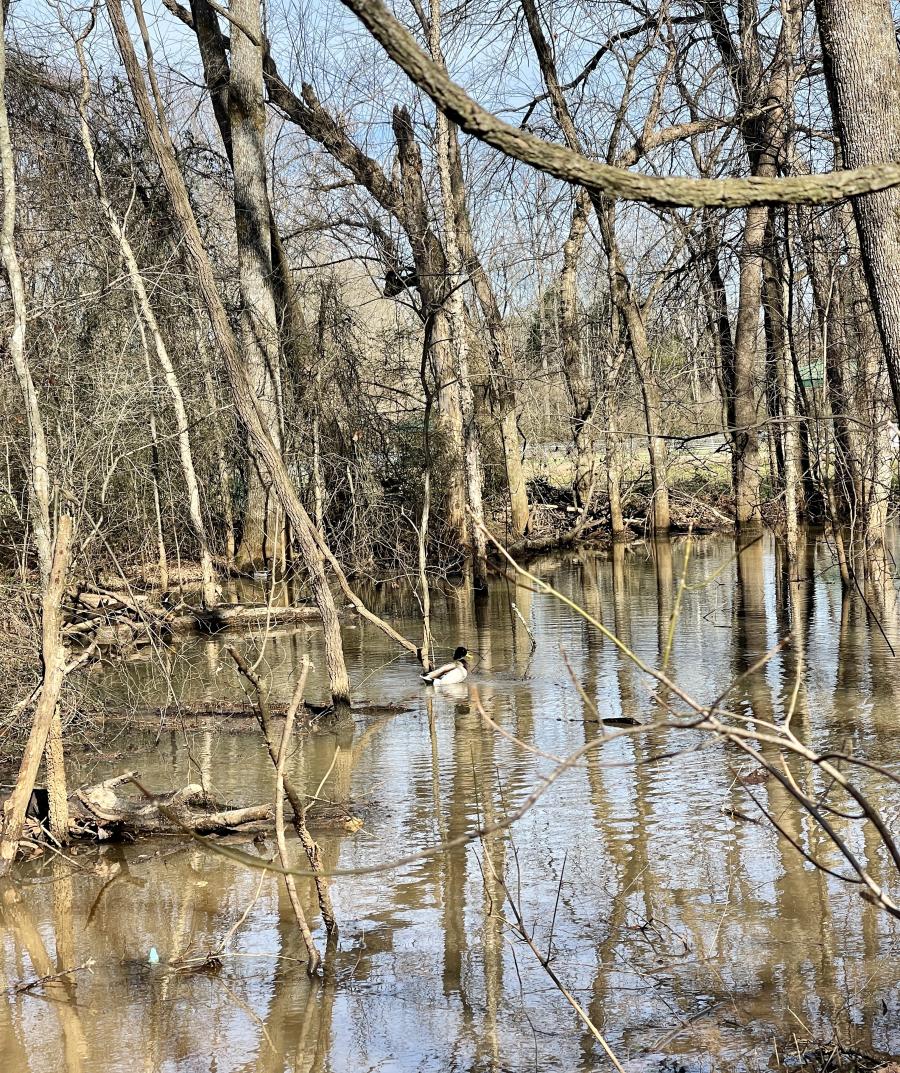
[816,0,900,424]
[75,35,218,608]
[107,0,353,706]
[229,0,285,572]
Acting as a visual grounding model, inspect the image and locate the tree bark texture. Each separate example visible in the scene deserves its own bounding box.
[816,0,900,424]
[228,0,284,572]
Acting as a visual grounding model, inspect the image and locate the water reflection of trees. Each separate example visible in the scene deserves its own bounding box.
[5,534,900,1070]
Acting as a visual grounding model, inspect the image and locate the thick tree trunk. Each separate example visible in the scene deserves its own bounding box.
[428,7,489,585]
[44,707,68,844]
[816,0,900,423]
[229,0,284,572]
[447,131,530,538]
[107,0,353,705]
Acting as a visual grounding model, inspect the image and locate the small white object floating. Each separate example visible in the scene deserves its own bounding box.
[421,647,469,686]
[148,947,160,965]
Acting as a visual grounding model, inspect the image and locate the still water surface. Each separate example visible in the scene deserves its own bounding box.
[1,533,898,1072]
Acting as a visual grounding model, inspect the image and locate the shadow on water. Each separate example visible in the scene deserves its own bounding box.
[1,531,898,1072]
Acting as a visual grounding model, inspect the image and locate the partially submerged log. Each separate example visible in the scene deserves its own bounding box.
[169,604,322,635]
[15,772,358,845]
[63,584,328,648]
[71,775,273,836]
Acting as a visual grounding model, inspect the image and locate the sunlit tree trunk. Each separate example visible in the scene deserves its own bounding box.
[816,0,900,424]
[702,0,800,530]
[446,132,530,538]
[229,0,284,572]
[107,0,352,706]
[427,19,489,588]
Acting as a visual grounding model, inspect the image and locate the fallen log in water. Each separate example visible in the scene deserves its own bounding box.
[12,772,359,846]
[168,604,322,634]
[70,774,273,836]
[62,585,327,647]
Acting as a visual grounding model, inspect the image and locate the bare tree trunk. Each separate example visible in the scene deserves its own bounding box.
[44,707,68,844]
[74,33,218,607]
[389,107,471,552]
[0,517,73,870]
[729,204,766,529]
[702,0,801,530]
[796,205,862,522]
[427,7,490,584]
[446,132,530,538]
[0,1,73,867]
[558,191,596,507]
[601,210,671,533]
[763,231,800,570]
[107,0,353,705]
[417,325,435,668]
[199,333,236,566]
[312,292,330,533]
[1,2,50,581]
[521,0,670,531]
[816,0,900,423]
[431,327,467,541]
[606,407,625,538]
[139,314,170,592]
[229,0,284,573]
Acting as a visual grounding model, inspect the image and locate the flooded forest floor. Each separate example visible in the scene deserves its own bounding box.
[1,531,899,1073]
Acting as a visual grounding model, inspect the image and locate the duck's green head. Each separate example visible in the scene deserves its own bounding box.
[453,646,468,662]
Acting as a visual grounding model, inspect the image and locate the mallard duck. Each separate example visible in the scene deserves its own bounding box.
[420,646,469,686]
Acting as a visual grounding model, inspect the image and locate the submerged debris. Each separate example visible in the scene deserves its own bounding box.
[785,1043,900,1073]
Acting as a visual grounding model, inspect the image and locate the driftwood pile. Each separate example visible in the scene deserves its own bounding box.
[63,583,323,650]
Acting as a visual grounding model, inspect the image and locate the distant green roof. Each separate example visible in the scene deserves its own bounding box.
[799,359,824,385]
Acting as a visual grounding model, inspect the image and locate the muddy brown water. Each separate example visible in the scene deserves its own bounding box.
[1,533,898,1072]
